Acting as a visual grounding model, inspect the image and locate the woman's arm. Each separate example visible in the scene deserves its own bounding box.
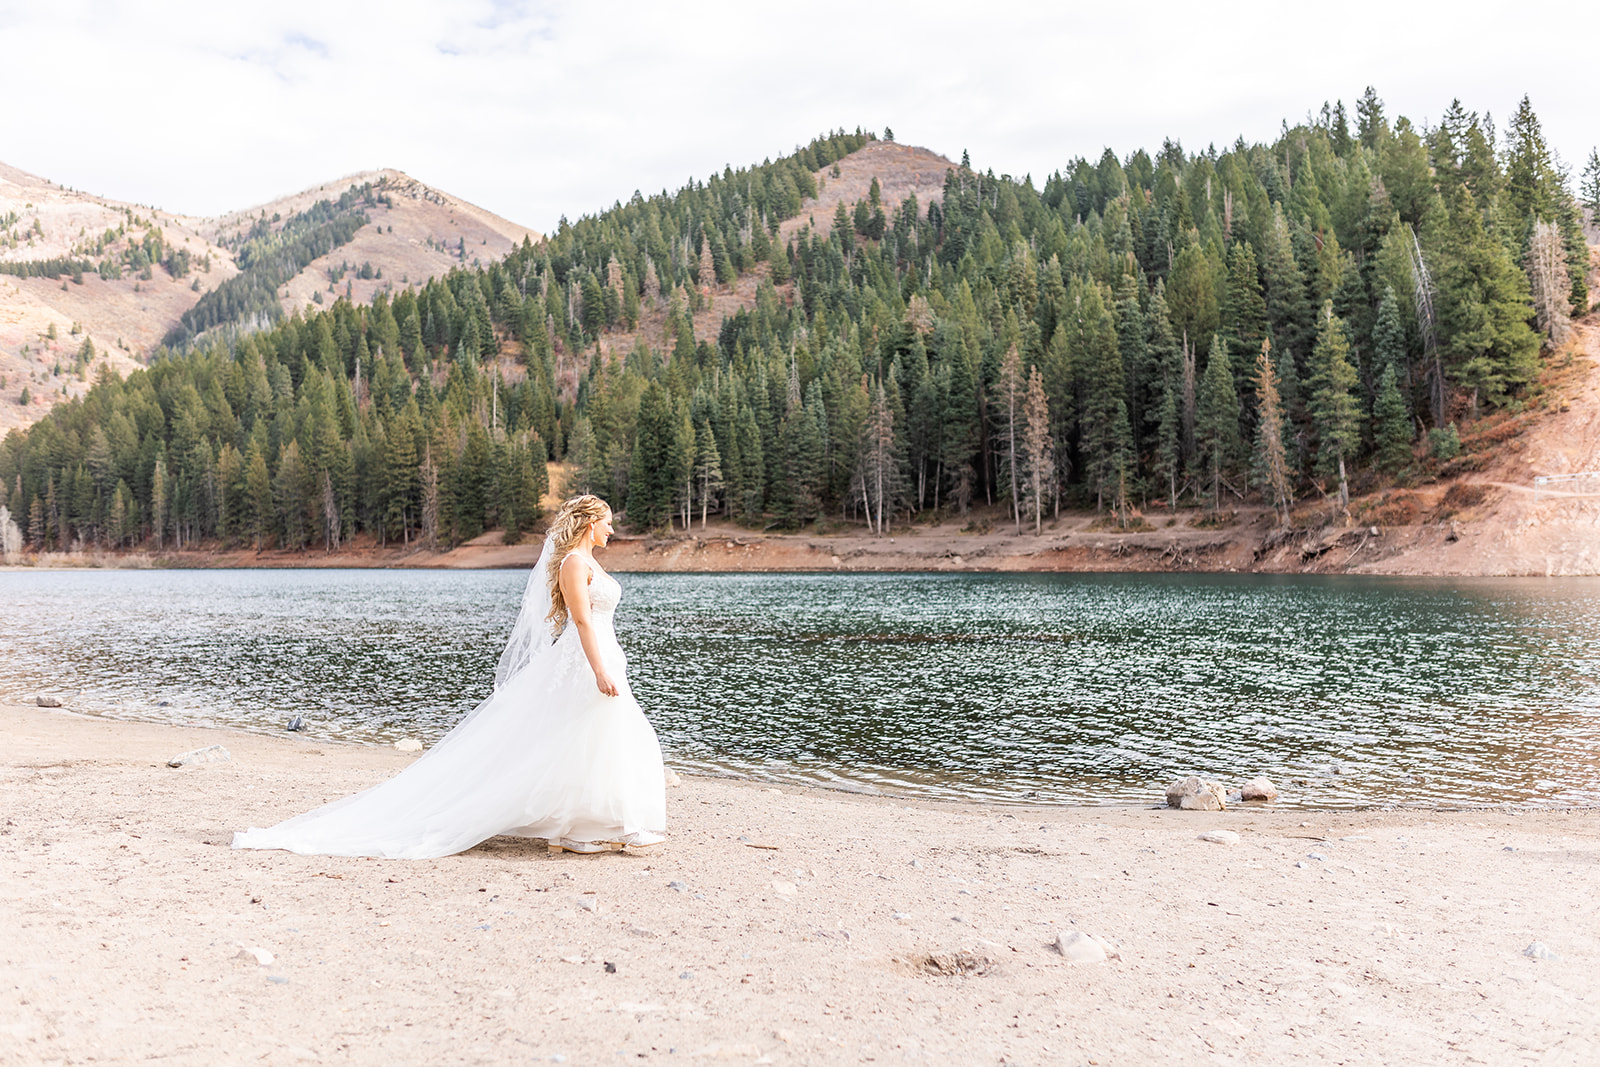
[559,554,619,697]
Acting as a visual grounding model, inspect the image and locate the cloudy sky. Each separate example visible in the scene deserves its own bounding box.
[1,1,1592,230]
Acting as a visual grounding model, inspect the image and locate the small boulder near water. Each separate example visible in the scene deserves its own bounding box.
[1166,776,1226,810]
[35,694,65,708]
[393,738,423,752]
[1239,777,1280,802]
[663,766,682,787]
[168,744,231,768]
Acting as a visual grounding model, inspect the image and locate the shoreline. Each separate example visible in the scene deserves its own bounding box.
[15,702,1600,816]
[4,701,1597,1064]
[5,503,1599,577]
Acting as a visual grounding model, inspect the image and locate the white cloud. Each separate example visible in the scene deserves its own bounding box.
[1,0,1593,229]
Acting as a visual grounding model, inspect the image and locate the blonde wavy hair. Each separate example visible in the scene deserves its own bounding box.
[544,494,612,635]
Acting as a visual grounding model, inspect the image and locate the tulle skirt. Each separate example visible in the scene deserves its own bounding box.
[232,629,665,859]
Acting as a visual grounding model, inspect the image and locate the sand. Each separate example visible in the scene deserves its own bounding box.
[3,700,1597,1066]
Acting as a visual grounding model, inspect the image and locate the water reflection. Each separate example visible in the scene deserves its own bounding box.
[2,569,1598,809]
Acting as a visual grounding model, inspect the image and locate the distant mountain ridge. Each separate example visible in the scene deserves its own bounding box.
[0,163,539,433]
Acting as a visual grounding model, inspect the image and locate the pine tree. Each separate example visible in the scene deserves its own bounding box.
[1251,341,1293,527]
[1113,275,1149,442]
[734,403,765,521]
[1356,86,1388,150]
[1077,295,1128,514]
[1220,242,1267,400]
[1372,364,1412,473]
[401,310,424,365]
[1259,205,1312,370]
[1502,95,1589,317]
[1153,370,1181,507]
[939,332,980,514]
[1308,303,1362,509]
[1195,337,1241,511]
[627,382,677,529]
[993,344,1025,532]
[274,440,309,550]
[693,416,724,527]
[1582,148,1600,217]
[1372,286,1407,381]
[419,445,440,551]
[150,455,168,549]
[562,417,598,496]
[244,440,273,549]
[1428,182,1540,414]
[382,409,418,544]
[1503,95,1559,223]
[1166,243,1220,353]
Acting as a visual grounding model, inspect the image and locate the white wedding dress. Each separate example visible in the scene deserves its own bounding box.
[233,560,666,859]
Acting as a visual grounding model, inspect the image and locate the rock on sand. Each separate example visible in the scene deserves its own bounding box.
[1240,777,1280,801]
[167,744,231,768]
[1166,777,1226,811]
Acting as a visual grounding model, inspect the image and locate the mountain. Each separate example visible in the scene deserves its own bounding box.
[0,162,538,433]
[591,139,956,375]
[5,108,1598,576]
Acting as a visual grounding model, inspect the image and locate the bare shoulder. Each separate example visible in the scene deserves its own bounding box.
[559,553,594,584]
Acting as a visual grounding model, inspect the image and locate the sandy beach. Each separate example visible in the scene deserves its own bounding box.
[3,702,1597,1066]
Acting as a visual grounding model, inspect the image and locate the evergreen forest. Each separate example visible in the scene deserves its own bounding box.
[2,95,1595,555]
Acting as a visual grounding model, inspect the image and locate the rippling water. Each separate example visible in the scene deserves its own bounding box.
[4,568,1599,808]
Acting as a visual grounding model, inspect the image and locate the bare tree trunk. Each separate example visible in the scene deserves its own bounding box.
[1180,331,1196,464]
[1526,218,1573,347]
[1407,225,1444,426]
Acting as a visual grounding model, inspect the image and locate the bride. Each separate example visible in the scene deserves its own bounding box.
[233,495,667,859]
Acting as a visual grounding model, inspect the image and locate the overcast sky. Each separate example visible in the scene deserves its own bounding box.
[1,1,1592,231]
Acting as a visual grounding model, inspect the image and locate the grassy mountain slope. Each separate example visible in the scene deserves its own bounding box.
[0,163,538,433]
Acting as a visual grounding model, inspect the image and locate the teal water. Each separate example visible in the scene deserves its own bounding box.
[3,569,1598,808]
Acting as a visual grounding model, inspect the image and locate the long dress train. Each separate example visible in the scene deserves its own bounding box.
[232,568,665,859]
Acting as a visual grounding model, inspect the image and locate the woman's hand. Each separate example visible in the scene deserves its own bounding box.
[593,670,620,698]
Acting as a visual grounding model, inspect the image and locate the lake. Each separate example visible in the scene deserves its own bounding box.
[3,568,1599,808]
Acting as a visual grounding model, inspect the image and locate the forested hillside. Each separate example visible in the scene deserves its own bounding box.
[2,97,1596,557]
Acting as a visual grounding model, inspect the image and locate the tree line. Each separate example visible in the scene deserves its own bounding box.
[0,101,1591,554]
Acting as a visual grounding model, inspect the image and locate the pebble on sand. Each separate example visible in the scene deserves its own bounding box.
[1053,930,1118,963]
[235,945,275,966]
[1524,941,1560,961]
[393,738,423,752]
[167,744,231,768]
[1166,776,1227,811]
[664,766,682,787]
[1239,777,1280,801]
[1197,830,1240,845]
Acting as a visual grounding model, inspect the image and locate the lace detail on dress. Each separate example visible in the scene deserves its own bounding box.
[546,570,625,691]
[587,570,622,615]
